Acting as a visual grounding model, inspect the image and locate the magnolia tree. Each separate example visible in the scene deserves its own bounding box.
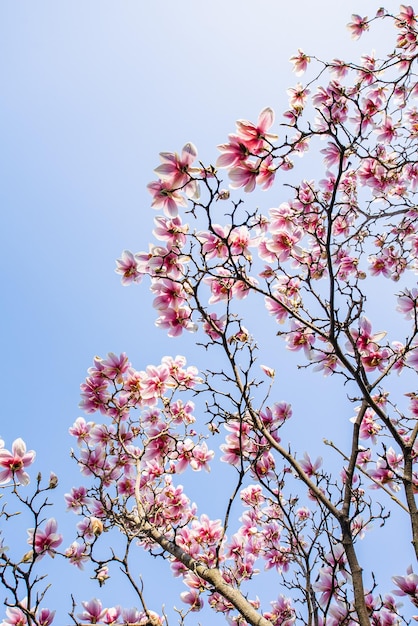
[2,5,418,626]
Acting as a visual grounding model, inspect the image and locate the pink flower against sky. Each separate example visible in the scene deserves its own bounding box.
[0,438,35,486]
[27,518,63,559]
[154,142,198,188]
[77,598,107,623]
[286,320,315,358]
[407,340,418,370]
[228,160,259,193]
[287,83,310,111]
[348,316,387,354]
[299,452,323,477]
[235,106,278,153]
[36,608,55,626]
[290,49,310,75]
[347,14,369,40]
[115,249,142,286]
[393,565,418,607]
[2,606,28,626]
[147,179,187,217]
[397,288,418,318]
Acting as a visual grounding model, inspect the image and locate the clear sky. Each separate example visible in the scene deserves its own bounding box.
[0,1,414,623]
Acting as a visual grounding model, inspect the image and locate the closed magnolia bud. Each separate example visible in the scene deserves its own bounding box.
[90,517,104,536]
[96,565,109,586]
[217,189,230,200]
[22,550,33,563]
[48,472,58,489]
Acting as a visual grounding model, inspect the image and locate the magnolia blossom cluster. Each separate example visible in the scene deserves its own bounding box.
[70,353,213,533]
[68,353,302,618]
[114,6,418,364]
[0,438,36,486]
[0,439,60,626]
[110,6,418,622]
[2,605,56,626]
[4,6,418,626]
[75,599,164,625]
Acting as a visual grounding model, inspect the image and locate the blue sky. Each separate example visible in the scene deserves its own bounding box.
[1,1,415,623]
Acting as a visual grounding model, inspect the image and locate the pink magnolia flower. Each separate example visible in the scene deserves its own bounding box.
[296,506,311,520]
[173,438,196,473]
[147,179,187,217]
[397,288,418,318]
[312,566,338,606]
[299,452,323,477]
[205,273,234,304]
[393,565,418,607]
[260,403,292,441]
[348,316,387,354]
[257,154,277,189]
[65,541,89,569]
[100,606,120,624]
[290,49,310,75]
[216,133,250,168]
[268,202,295,232]
[79,371,110,414]
[286,321,315,358]
[2,606,28,625]
[347,14,369,39]
[353,408,381,444]
[265,293,290,324]
[191,514,223,545]
[202,312,227,340]
[264,545,291,573]
[260,364,275,378]
[169,399,196,425]
[36,609,55,626]
[27,518,63,558]
[253,450,276,479]
[79,445,110,479]
[336,253,362,280]
[356,448,371,468]
[407,342,418,370]
[155,306,197,337]
[150,278,188,311]
[375,116,398,142]
[154,142,198,188]
[263,595,295,626]
[0,438,36,485]
[220,421,256,466]
[153,215,188,246]
[361,347,390,372]
[65,485,90,513]
[115,250,142,285]
[180,589,204,611]
[321,141,343,168]
[100,352,130,382]
[77,598,106,623]
[287,84,310,111]
[142,243,188,280]
[198,225,229,259]
[240,484,265,507]
[235,107,278,153]
[228,160,259,192]
[312,348,339,376]
[191,441,214,472]
[329,59,349,78]
[369,458,400,492]
[264,231,302,264]
[69,417,95,445]
[368,252,394,278]
[396,5,416,28]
